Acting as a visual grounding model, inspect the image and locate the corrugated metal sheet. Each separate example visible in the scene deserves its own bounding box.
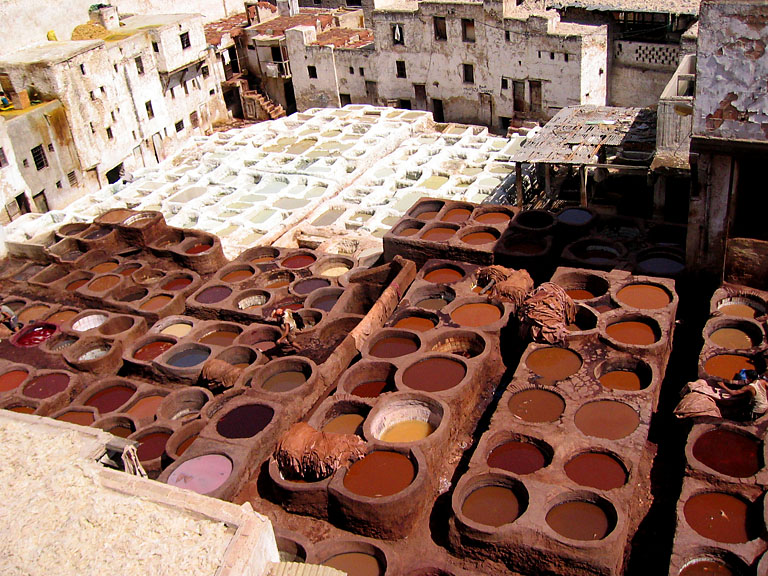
[268,561,347,576]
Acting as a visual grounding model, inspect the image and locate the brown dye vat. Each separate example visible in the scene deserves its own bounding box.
[710,328,753,349]
[565,453,627,490]
[18,305,51,323]
[352,381,394,398]
[462,486,521,527]
[418,297,449,310]
[0,370,28,392]
[441,208,472,223]
[267,279,290,289]
[394,316,436,332]
[595,304,613,313]
[718,303,757,318]
[282,254,316,269]
[217,404,274,439]
[222,269,253,282]
[90,261,119,274]
[605,321,657,345]
[199,331,239,347]
[107,424,134,439]
[526,347,581,381]
[294,278,331,295]
[24,373,70,399]
[416,210,439,220]
[323,414,365,435]
[119,264,141,276]
[450,303,500,327]
[46,310,78,325]
[88,275,120,292]
[508,389,564,423]
[185,243,211,255]
[343,451,415,497]
[380,421,433,442]
[704,354,755,380]
[398,227,420,237]
[176,434,198,456]
[140,295,172,311]
[263,371,307,392]
[134,341,173,361]
[679,559,734,576]
[86,386,135,413]
[422,228,455,242]
[692,429,761,478]
[505,241,544,255]
[324,552,383,576]
[683,492,756,543]
[251,256,276,265]
[566,289,595,300]
[56,411,95,426]
[487,441,546,475]
[575,401,639,440]
[423,268,463,283]
[196,286,232,304]
[402,358,465,392]
[370,337,419,358]
[66,279,89,291]
[136,431,171,461]
[9,406,36,414]
[599,370,642,391]
[546,501,611,541]
[616,284,670,309]
[125,395,164,419]
[475,211,511,225]
[162,277,193,291]
[461,232,497,245]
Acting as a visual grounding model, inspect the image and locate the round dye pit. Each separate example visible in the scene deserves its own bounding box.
[422,228,455,243]
[176,433,199,455]
[402,357,466,392]
[704,354,755,380]
[195,286,231,304]
[380,420,434,442]
[83,227,110,240]
[56,410,95,426]
[282,254,316,269]
[370,336,419,359]
[134,340,174,361]
[574,401,639,440]
[222,268,254,283]
[566,289,595,300]
[262,370,307,392]
[140,295,172,312]
[72,314,107,332]
[8,405,36,414]
[717,301,760,319]
[415,210,439,220]
[508,389,565,423]
[605,320,658,345]
[564,453,627,490]
[526,347,582,382]
[324,552,383,576]
[616,284,671,309]
[185,242,212,255]
[216,404,274,439]
[85,385,135,413]
[320,265,350,278]
[558,208,593,226]
[161,323,192,337]
[461,231,498,245]
[441,208,471,223]
[398,227,420,237]
[23,373,70,399]
[125,395,164,419]
[684,492,756,543]
[311,294,339,312]
[709,327,754,349]
[474,211,511,225]
[66,278,89,292]
[0,369,29,392]
[162,276,193,291]
[167,347,210,368]
[343,451,415,498]
[393,315,436,332]
[18,305,51,323]
[87,275,120,292]
[323,413,365,435]
[450,302,501,327]
[546,500,613,541]
[692,429,761,478]
[89,261,119,274]
[118,264,142,276]
[679,558,736,576]
[167,454,233,495]
[199,330,240,347]
[294,278,331,295]
[487,440,547,475]
[46,310,78,325]
[15,324,56,347]
[599,369,645,391]
[462,485,522,527]
[136,431,171,462]
[637,254,684,276]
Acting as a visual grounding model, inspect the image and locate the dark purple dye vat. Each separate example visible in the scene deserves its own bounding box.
[196,286,232,304]
[216,404,274,439]
[24,373,70,399]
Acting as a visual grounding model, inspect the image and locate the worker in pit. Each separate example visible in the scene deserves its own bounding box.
[717,369,768,420]
[0,304,20,332]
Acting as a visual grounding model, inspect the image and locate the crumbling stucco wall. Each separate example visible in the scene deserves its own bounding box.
[693,0,768,142]
[0,116,31,224]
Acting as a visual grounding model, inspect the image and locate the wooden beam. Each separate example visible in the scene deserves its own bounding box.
[515,162,523,207]
[579,164,588,207]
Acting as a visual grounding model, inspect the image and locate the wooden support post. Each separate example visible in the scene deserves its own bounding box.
[544,163,552,200]
[515,162,523,207]
[579,164,588,207]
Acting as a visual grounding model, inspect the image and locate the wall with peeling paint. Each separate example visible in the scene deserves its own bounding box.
[0,117,32,224]
[693,0,768,142]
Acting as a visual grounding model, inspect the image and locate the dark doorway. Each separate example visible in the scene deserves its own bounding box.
[414,84,426,110]
[432,98,444,122]
[106,163,123,184]
[284,80,296,114]
[340,93,352,106]
[228,46,240,74]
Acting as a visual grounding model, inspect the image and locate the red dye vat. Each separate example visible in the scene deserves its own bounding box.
[15,324,56,347]
[23,373,70,399]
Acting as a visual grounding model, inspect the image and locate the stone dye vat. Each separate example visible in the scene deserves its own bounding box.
[668,283,768,576]
[447,266,678,575]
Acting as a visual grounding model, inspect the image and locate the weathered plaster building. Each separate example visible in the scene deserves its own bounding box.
[686,0,768,286]
[0,116,33,226]
[0,6,228,215]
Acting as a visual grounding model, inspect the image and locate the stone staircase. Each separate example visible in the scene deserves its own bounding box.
[244,89,286,121]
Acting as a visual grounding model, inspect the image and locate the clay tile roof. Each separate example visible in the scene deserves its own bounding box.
[204,13,249,45]
[312,28,374,49]
[252,12,334,37]
[257,2,278,11]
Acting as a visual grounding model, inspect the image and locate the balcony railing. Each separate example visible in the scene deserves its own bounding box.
[263,60,291,78]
